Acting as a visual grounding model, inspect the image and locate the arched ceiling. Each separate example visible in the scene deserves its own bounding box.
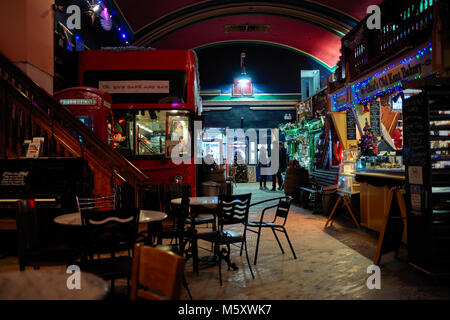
[110,0,383,69]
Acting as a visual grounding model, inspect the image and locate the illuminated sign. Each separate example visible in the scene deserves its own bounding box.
[232,78,253,96]
[59,99,97,105]
[99,80,170,94]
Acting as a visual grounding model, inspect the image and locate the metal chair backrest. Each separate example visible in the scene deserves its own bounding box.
[165,184,191,224]
[274,196,292,225]
[177,196,190,225]
[81,208,140,256]
[76,194,116,212]
[217,193,252,228]
[131,243,185,300]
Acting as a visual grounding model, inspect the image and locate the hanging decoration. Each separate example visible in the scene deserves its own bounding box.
[87,0,128,43]
[100,7,113,31]
[279,115,324,142]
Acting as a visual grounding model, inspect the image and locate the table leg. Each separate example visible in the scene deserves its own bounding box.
[342,195,361,230]
[325,196,342,229]
[145,222,163,245]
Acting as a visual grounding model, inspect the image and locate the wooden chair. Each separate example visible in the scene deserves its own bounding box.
[130,243,185,300]
[241,196,297,265]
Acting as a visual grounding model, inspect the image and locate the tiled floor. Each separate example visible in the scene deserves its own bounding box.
[1,183,449,300]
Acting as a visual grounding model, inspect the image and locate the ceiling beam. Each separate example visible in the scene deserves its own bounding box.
[132,2,355,47]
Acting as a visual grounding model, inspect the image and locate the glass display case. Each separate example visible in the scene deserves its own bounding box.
[338,149,360,194]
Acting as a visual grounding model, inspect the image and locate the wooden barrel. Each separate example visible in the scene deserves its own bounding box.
[284,166,309,198]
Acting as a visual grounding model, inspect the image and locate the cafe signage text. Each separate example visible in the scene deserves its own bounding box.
[351,43,432,104]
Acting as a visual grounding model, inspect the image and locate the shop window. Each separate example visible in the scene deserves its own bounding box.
[112,109,191,158]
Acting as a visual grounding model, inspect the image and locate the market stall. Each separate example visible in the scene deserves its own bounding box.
[279,116,324,172]
[328,42,434,241]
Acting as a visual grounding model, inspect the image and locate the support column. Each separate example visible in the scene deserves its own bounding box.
[0,0,54,94]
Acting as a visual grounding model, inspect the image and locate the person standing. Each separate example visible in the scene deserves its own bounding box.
[258,146,269,190]
[272,142,288,191]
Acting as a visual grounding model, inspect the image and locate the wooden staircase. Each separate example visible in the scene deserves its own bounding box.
[0,52,147,206]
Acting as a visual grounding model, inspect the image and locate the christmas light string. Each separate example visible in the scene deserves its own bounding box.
[331,42,432,112]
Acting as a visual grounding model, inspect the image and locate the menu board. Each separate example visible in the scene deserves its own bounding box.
[346,110,357,140]
[370,100,381,136]
[402,94,429,166]
[0,171,29,186]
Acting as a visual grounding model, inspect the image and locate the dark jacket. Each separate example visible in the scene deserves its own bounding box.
[279,146,288,173]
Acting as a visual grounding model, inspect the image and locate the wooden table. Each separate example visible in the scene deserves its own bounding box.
[53,210,167,226]
[0,269,109,300]
[354,170,407,265]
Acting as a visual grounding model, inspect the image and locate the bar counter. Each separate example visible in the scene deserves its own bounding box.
[354,169,407,243]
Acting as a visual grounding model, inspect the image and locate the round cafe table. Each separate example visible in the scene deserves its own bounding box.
[53,210,168,245]
[170,196,218,209]
[0,269,109,300]
[53,210,167,226]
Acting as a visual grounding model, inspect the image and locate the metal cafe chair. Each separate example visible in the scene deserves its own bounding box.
[241,196,297,265]
[76,194,116,212]
[196,193,255,286]
[78,207,140,293]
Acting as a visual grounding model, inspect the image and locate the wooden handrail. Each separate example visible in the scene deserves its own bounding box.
[0,51,147,184]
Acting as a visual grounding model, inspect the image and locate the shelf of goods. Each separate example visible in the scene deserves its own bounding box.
[403,86,450,278]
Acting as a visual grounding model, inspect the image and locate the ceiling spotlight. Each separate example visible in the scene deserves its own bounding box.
[93,4,100,12]
[238,78,250,85]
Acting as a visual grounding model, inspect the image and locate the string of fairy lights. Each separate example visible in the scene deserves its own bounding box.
[57,0,131,50]
[331,42,433,112]
[88,0,129,44]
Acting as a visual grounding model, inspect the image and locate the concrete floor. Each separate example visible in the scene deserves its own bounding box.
[1,183,449,300]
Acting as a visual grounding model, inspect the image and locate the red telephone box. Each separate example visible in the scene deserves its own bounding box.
[54,87,114,145]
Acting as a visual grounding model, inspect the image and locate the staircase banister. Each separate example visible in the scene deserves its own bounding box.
[0,51,147,183]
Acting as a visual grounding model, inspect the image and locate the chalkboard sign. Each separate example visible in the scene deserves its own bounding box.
[346,110,357,140]
[370,100,381,136]
[0,171,29,186]
[402,94,430,166]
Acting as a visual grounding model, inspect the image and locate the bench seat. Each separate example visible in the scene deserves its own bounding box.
[298,169,339,213]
